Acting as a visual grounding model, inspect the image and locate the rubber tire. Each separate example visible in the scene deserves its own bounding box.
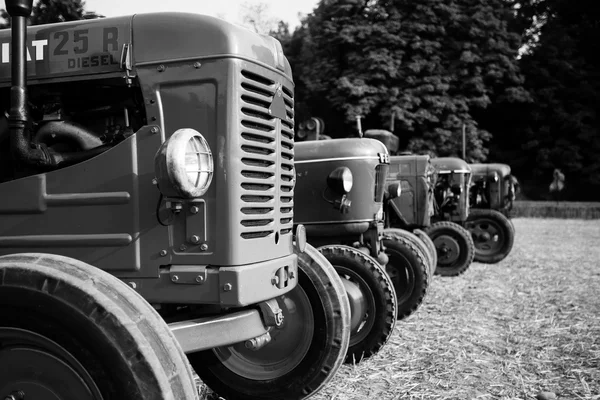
[318,245,397,364]
[382,228,435,278]
[414,229,438,278]
[380,235,429,320]
[0,253,198,400]
[189,243,351,400]
[465,209,515,264]
[425,221,475,277]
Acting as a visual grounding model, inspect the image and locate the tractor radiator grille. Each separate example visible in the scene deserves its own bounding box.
[239,69,295,240]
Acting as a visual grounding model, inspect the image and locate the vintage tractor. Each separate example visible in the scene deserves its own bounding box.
[0,3,351,400]
[295,120,430,331]
[362,129,438,276]
[427,157,476,276]
[465,163,518,263]
[364,129,474,277]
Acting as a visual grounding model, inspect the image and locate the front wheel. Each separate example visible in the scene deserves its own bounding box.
[0,253,198,400]
[425,221,475,277]
[381,236,430,320]
[190,243,351,399]
[318,245,397,364]
[413,229,438,278]
[382,228,435,278]
[465,209,515,264]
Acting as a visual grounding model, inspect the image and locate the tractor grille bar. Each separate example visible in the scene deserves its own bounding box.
[239,69,295,239]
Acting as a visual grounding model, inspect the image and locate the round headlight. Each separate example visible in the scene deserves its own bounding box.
[327,166,353,195]
[154,128,214,198]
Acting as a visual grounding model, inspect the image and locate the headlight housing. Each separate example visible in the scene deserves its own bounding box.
[327,166,353,195]
[387,182,402,199]
[154,128,214,198]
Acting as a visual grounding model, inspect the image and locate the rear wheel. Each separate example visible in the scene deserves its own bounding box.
[381,236,429,320]
[190,243,351,399]
[425,221,475,277]
[0,253,198,400]
[465,209,515,264]
[318,245,397,364]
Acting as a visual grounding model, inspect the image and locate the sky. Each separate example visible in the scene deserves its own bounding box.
[84,0,320,31]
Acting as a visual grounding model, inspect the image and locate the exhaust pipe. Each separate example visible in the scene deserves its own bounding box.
[5,0,109,169]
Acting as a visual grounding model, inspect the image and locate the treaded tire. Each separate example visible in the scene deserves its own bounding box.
[414,229,438,278]
[383,228,435,278]
[318,244,397,364]
[425,221,475,277]
[189,243,351,399]
[0,253,198,400]
[465,209,515,264]
[380,235,429,320]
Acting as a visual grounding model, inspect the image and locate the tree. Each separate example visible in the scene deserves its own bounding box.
[1,0,103,28]
[499,0,600,200]
[239,1,278,35]
[291,0,528,162]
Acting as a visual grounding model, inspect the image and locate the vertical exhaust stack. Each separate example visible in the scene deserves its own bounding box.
[5,0,54,168]
[5,0,50,167]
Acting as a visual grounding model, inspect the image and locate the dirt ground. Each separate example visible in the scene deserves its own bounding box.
[199,218,600,400]
[310,218,600,400]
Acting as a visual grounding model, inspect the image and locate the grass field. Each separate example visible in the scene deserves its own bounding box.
[200,218,600,400]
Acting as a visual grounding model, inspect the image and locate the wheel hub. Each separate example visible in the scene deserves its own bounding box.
[0,328,103,400]
[213,285,314,380]
[467,219,503,254]
[434,235,461,265]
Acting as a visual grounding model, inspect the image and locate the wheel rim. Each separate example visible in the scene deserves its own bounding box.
[385,250,416,304]
[335,265,376,347]
[213,285,314,380]
[0,327,103,400]
[433,234,461,266]
[467,218,505,255]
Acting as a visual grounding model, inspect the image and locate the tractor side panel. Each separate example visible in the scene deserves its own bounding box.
[0,129,165,277]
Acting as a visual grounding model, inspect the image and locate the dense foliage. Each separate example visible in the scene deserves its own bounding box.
[273,0,600,200]
[0,0,102,28]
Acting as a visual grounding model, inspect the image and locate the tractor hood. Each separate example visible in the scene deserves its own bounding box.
[0,12,291,86]
[295,138,388,162]
[389,155,431,177]
[469,163,511,178]
[363,129,399,154]
[431,157,471,174]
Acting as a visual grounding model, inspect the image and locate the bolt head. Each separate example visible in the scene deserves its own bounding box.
[159,250,168,257]
[190,235,200,244]
[190,205,199,214]
[179,244,187,251]
[195,275,204,283]
[193,61,202,68]
[157,64,165,72]
[171,275,179,282]
[223,283,232,292]
[200,243,209,251]
[150,126,159,134]
[128,282,137,289]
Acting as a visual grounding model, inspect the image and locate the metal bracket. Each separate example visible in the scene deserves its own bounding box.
[169,265,208,285]
[257,298,284,327]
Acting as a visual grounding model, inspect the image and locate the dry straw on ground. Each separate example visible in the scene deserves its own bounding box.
[198,218,600,400]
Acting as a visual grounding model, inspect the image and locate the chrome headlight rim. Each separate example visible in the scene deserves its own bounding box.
[154,128,214,198]
[327,166,354,195]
